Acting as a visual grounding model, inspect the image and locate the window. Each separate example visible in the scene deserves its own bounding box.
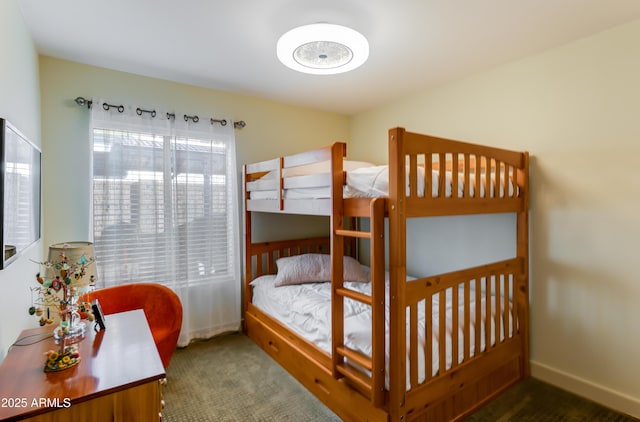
[90,101,241,345]
[92,127,237,288]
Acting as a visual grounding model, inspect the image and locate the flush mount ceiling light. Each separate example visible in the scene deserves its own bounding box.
[277,23,369,75]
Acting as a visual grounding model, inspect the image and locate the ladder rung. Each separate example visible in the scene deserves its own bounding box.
[336,346,373,371]
[336,287,372,306]
[335,229,371,239]
[336,363,372,396]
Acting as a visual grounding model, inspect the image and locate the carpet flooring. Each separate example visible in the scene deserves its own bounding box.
[163,333,638,421]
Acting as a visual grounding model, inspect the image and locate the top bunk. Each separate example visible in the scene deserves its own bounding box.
[243,127,529,218]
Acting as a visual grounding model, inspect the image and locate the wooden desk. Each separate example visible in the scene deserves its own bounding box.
[0,310,165,421]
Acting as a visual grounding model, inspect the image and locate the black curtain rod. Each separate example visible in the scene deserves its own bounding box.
[74,96,246,129]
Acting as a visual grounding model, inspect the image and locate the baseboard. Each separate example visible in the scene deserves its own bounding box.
[531,360,640,419]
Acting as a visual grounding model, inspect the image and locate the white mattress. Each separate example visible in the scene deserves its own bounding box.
[250,164,514,200]
[251,272,511,390]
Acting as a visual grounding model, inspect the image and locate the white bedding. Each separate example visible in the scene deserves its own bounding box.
[251,272,511,390]
[250,162,514,200]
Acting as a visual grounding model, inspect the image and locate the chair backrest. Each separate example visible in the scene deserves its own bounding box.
[85,283,182,333]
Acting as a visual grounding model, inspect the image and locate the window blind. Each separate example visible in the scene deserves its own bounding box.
[92,128,234,288]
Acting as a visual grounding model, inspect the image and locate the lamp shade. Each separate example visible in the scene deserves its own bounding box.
[46,241,97,288]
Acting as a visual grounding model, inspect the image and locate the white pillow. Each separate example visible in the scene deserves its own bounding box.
[274,253,369,287]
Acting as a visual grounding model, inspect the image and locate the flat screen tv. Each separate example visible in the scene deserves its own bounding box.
[0,118,41,269]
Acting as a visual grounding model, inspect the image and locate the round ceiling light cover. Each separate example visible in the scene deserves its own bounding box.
[277,23,369,75]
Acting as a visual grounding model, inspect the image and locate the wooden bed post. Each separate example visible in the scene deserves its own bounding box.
[330,142,346,379]
[388,127,408,421]
[370,196,386,407]
[517,152,531,378]
[242,164,252,333]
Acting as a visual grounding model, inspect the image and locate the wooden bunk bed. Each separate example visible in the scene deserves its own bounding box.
[242,127,530,421]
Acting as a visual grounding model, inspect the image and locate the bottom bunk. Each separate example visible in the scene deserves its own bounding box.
[244,237,529,422]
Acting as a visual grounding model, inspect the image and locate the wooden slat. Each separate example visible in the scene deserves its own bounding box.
[438,153,446,197]
[483,157,490,199]
[245,157,281,174]
[425,154,433,199]
[256,254,264,277]
[283,173,332,189]
[409,154,418,198]
[335,287,373,306]
[452,154,459,199]
[410,305,418,387]
[485,275,492,351]
[247,198,333,215]
[267,253,276,274]
[425,297,433,382]
[335,229,371,239]
[246,178,279,192]
[283,142,345,168]
[505,273,512,340]
[503,275,510,340]
[335,363,373,397]
[495,274,502,345]
[464,154,471,198]
[475,158,481,199]
[405,197,524,217]
[495,160,502,199]
[406,258,524,300]
[452,285,459,369]
[438,290,446,375]
[278,156,284,210]
[336,346,373,371]
[464,280,471,361]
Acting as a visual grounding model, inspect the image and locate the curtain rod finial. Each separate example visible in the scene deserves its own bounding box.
[234,120,246,129]
[74,97,92,108]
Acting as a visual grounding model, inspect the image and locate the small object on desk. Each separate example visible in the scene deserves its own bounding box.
[44,345,80,372]
[92,299,106,331]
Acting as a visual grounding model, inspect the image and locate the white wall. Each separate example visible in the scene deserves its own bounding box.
[0,0,43,360]
[350,19,640,418]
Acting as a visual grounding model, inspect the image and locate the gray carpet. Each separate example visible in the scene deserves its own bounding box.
[163,333,638,421]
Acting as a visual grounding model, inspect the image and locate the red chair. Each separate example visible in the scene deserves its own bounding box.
[83,283,183,368]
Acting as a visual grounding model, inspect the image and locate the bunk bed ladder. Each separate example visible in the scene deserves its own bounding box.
[331,197,386,407]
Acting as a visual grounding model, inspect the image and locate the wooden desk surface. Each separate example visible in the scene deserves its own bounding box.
[0,310,165,421]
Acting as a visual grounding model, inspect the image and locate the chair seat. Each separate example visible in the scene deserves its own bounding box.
[83,283,183,368]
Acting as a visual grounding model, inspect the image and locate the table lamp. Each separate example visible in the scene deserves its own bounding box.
[44,241,98,340]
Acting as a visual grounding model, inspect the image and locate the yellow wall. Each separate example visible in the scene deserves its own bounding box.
[350,18,640,418]
[38,56,350,249]
[0,0,43,360]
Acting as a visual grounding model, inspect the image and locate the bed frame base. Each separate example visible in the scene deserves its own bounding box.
[246,310,389,422]
[405,343,523,421]
[246,306,525,422]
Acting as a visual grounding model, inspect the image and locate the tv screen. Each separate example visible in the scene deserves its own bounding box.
[0,118,41,268]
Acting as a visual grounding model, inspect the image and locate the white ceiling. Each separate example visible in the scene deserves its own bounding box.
[18,0,640,115]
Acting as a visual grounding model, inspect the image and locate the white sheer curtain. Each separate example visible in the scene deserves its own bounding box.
[90,100,241,346]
